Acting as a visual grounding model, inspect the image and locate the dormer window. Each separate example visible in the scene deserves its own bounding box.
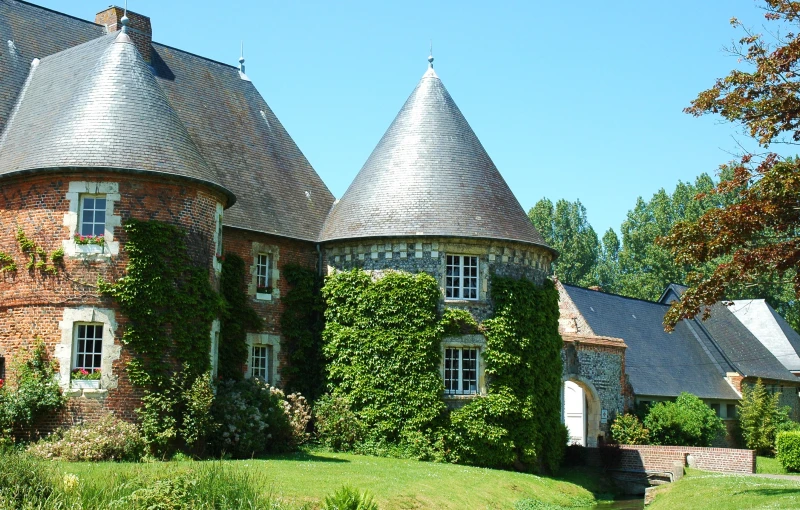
[445,255,478,300]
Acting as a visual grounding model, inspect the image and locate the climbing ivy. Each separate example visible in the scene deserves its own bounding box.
[99,219,222,454]
[280,264,325,401]
[321,269,446,444]
[450,276,565,472]
[319,269,565,472]
[13,228,61,275]
[0,252,16,273]
[218,253,262,380]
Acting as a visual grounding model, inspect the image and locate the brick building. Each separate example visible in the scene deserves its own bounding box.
[0,1,333,425]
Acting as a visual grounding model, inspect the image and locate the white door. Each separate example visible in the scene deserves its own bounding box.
[564,381,586,446]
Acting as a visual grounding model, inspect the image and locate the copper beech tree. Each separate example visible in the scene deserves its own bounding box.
[660,0,800,330]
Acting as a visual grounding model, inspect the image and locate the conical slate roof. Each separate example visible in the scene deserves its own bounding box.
[0,30,233,203]
[320,63,551,251]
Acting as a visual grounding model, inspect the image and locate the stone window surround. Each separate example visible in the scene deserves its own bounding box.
[441,334,487,400]
[55,307,121,398]
[249,242,280,301]
[63,181,121,259]
[245,333,281,386]
[213,203,224,273]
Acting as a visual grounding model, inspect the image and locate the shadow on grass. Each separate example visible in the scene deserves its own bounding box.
[256,451,350,463]
[735,488,800,497]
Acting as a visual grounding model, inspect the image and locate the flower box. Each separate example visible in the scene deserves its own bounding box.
[71,379,100,389]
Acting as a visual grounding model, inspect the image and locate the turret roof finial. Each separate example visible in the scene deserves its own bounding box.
[428,40,434,69]
[120,0,129,33]
[239,41,245,73]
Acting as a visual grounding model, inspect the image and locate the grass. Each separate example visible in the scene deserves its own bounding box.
[57,450,598,509]
[757,455,791,474]
[648,468,800,509]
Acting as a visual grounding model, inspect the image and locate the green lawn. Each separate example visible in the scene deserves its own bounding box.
[649,469,800,509]
[757,455,790,474]
[59,451,598,509]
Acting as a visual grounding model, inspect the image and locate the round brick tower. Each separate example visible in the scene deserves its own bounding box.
[0,27,234,425]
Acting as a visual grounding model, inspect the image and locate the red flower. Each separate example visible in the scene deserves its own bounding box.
[0,379,4,389]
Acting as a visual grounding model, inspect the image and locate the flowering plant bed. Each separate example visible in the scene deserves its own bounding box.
[71,368,101,380]
[74,234,105,246]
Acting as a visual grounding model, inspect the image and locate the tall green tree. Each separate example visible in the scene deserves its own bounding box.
[615,174,732,301]
[592,228,621,292]
[528,198,599,287]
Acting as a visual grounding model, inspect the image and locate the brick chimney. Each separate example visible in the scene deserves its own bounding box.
[95,6,152,62]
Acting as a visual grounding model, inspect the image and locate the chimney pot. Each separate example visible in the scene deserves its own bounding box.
[95,6,152,62]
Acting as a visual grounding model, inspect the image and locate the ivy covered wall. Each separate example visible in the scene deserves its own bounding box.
[319,268,565,473]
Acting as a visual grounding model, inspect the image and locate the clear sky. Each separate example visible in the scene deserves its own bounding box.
[34,0,773,237]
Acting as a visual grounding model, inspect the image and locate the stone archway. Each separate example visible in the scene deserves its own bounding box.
[562,376,603,447]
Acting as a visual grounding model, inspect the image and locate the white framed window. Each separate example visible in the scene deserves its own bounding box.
[73,323,103,371]
[446,255,479,300]
[256,253,272,295]
[444,347,478,395]
[251,344,272,383]
[63,182,120,258]
[245,333,280,385]
[79,195,106,237]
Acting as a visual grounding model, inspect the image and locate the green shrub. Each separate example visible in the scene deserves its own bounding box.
[610,413,650,445]
[738,379,798,455]
[314,394,365,451]
[446,392,518,469]
[0,452,59,509]
[28,414,146,462]
[322,486,378,510]
[0,340,65,444]
[644,393,724,447]
[776,430,800,472]
[137,369,218,457]
[209,378,309,458]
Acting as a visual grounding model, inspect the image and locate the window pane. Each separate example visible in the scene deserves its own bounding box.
[95,198,106,209]
[83,198,94,209]
[94,211,105,223]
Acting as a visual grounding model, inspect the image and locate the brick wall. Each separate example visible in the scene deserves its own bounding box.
[221,227,318,384]
[0,171,225,430]
[613,445,755,474]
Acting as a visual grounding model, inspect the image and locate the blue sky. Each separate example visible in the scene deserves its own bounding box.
[36,1,773,237]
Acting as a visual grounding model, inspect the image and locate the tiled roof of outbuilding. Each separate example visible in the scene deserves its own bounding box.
[319,64,553,252]
[0,31,233,202]
[562,284,742,400]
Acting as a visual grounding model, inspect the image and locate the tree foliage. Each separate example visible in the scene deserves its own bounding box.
[660,1,800,329]
[528,198,599,287]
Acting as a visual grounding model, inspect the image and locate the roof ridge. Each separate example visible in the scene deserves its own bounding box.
[12,0,104,28]
[561,283,670,307]
[152,41,239,70]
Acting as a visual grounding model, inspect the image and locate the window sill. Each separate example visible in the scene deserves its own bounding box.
[444,393,481,399]
[256,292,273,301]
[71,379,101,389]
